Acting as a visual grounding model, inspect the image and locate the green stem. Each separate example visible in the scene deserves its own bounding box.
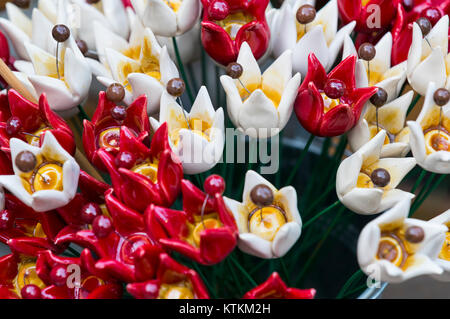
[77,104,89,121]
[411,174,446,216]
[336,269,363,299]
[303,201,341,228]
[191,263,217,298]
[411,170,427,194]
[407,94,421,115]
[305,183,335,215]
[229,254,257,286]
[172,37,194,103]
[279,258,290,285]
[201,48,207,86]
[286,134,315,186]
[410,173,436,214]
[66,246,81,257]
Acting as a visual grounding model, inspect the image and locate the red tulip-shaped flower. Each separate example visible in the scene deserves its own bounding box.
[294,53,377,137]
[0,90,75,155]
[243,272,316,299]
[0,30,15,87]
[201,0,270,65]
[83,92,150,171]
[127,253,210,299]
[147,175,238,265]
[97,122,183,212]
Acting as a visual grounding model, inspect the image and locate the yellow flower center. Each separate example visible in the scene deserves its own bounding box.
[158,281,194,299]
[14,260,46,296]
[377,234,407,268]
[368,125,392,145]
[239,82,282,108]
[25,127,50,147]
[356,172,374,188]
[321,93,340,113]
[132,161,159,183]
[423,128,450,154]
[214,11,254,40]
[361,0,370,6]
[169,118,212,146]
[21,157,64,194]
[98,127,120,150]
[248,206,287,241]
[439,230,450,261]
[185,213,222,247]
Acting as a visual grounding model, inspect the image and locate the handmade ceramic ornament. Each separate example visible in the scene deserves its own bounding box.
[357,199,446,283]
[336,130,416,215]
[429,209,450,282]
[407,82,450,174]
[224,170,302,259]
[221,42,301,139]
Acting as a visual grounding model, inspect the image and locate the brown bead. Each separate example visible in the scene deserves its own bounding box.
[370,168,391,187]
[226,62,243,79]
[358,43,376,61]
[87,0,101,3]
[52,24,70,43]
[167,78,185,97]
[416,17,432,37]
[377,240,399,262]
[12,0,30,8]
[111,105,127,122]
[405,226,425,243]
[106,83,125,103]
[76,39,88,56]
[433,88,450,106]
[370,87,388,107]
[15,151,37,173]
[296,4,316,25]
[250,184,274,207]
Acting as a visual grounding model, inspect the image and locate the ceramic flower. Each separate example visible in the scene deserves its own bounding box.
[146,177,238,265]
[90,17,179,115]
[243,272,316,299]
[0,90,75,155]
[127,253,210,299]
[150,87,224,174]
[201,0,270,66]
[0,131,80,212]
[429,209,450,281]
[130,0,201,37]
[348,91,413,157]
[97,123,183,212]
[338,0,399,33]
[0,30,15,87]
[336,130,416,215]
[407,82,450,174]
[294,53,377,137]
[357,199,446,283]
[406,15,449,95]
[224,170,302,259]
[343,32,407,100]
[221,42,301,139]
[83,92,150,171]
[269,0,356,76]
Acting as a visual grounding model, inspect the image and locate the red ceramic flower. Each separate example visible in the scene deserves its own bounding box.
[127,253,210,299]
[97,122,183,212]
[201,0,270,66]
[35,249,122,299]
[146,176,238,265]
[294,54,377,137]
[0,90,75,155]
[83,92,150,171]
[243,272,316,299]
[0,30,15,88]
[338,0,400,33]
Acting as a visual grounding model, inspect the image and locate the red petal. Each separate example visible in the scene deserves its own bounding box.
[126,280,160,299]
[299,53,328,92]
[235,20,270,61]
[319,104,354,137]
[199,228,236,264]
[294,82,324,136]
[201,21,237,65]
[8,89,41,132]
[327,55,356,92]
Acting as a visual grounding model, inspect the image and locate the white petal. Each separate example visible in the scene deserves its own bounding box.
[220,75,243,128]
[409,48,447,95]
[94,21,129,65]
[189,86,215,122]
[128,73,164,114]
[238,233,274,259]
[293,25,329,76]
[159,46,179,85]
[141,0,177,37]
[277,72,301,130]
[336,152,363,197]
[103,0,130,39]
[272,222,301,257]
[341,187,384,215]
[64,48,92,100]
[348,119,371,153]
[0,18,30,60]
[270,2,297,58]
[237,42,262,87]
[375,157,416,188]
[327,21,356,70]
[177,0,201,35]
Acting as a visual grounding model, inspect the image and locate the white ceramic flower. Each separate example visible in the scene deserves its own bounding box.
[150,86,225,174]
[268,0,355,77]
[224,170,302,259]
[429,209,450,281]
[90,17,179,115]
[407,15,449,96]
[0,132,80,212]
[348,91,413,157]
[357,199,446,283]
[130,0,201,37]
[220,42,301,139]
[336,130,416,215]
[407,82,450,174]
[343,32,407,101]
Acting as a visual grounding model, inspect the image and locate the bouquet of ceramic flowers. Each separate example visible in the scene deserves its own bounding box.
[0,0,447,299]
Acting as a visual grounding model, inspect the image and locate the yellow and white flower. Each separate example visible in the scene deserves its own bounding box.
[348,91,412,157]
[220,42,301,139]
[407,82,450,174]
[0,132,80,212]
[224,170,302,259]
[357,199,446,283]
[429,209,450,282]
[336,130,416,215]
[268,0,355,76]
[150,86,225,174]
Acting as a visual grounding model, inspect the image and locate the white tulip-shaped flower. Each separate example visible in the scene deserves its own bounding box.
[429,209,450,281]
[130,0,201,37]
[90,17,179,115]
[343,32,407,101]
[220,42,301,139]
[268,0,355,76]
[150,86,225,174]
[407,82,450,174]
[0,132,80,212]
[336,130,416,215]
[357,199,446,283]
[407,15,449,95]
[348,91,413,157]
[224,170,302,259]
